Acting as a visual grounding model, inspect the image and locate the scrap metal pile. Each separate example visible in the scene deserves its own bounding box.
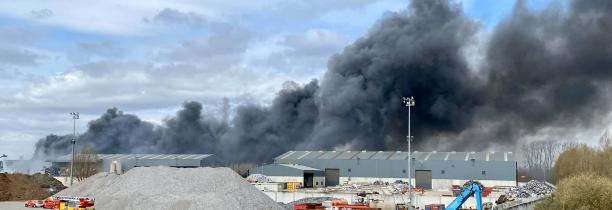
[246,174,272,183]
[283,197,341,210]
[507,180,554,198]
[311,180,413,195]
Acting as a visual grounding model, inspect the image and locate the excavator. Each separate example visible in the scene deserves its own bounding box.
[446,180,484,210]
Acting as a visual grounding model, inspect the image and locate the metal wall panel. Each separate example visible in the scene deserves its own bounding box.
[279,159,517,181]
[415,170,432,189]
[325,168,340,186]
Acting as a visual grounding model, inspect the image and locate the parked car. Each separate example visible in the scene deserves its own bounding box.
[24,200,43,208]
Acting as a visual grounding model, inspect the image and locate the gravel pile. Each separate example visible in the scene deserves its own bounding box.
[56,166,284,210]
[507,180,554,198]
[246,174,272,183]
[282,197,341,210]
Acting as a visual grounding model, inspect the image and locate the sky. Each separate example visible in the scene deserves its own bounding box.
[0,0,557,159]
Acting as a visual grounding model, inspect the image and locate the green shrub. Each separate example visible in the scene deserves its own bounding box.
[536,173,612,210]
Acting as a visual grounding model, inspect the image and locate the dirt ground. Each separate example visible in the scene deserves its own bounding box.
[0,201,32,210]
[0,173,65,201]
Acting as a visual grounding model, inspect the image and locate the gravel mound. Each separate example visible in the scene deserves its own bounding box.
[56,167,284,210]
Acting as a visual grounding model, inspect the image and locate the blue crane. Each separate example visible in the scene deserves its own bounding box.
[446,180,484,210]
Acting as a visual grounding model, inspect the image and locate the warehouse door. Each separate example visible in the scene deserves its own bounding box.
[303,173,314,188]
[415,170,432,189]
[325,168,339,187]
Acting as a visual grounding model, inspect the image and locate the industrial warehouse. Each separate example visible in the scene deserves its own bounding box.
[249,150,517,189]
[47,154,216,173]
[244,150,541,209]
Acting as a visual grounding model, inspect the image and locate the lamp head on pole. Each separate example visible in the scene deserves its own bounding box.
[0,154,6,158]
[70,112,80,119]
[402,96,415,107]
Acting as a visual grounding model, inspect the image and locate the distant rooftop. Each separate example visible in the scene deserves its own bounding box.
[48,154,212,162]
[275,151,515,162]
[278,164,322,171]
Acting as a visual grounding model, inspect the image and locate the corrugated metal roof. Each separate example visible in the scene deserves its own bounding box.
[388,151,410,160]
[275,151,516,161]
[428,152,446,160]
[353,151,376,160]
[302,151,326,159]
[318,151,341,159]
[336,151,358,159]
[282,151,309,160]
[279,164,322,171]
[370,151,394,160]
[49,154,211,162]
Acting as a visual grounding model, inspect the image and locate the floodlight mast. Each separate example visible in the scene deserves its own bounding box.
[402,96,415,206]
[69,112,79,186]
[0,154,6,172]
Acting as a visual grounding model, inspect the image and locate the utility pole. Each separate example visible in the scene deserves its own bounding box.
[403,96,415,206]
[69,112,79,186]
[0,154,6,172]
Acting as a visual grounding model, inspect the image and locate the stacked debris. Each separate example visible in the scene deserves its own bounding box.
[246,173,272,183]
[56,166,284,210]
[29,173,67,193]
[283,197,342,210]
[507,180,554,198]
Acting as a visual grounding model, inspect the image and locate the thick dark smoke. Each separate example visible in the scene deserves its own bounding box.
[34,0,612,162]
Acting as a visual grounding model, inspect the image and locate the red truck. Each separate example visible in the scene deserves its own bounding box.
[42,197,58,209]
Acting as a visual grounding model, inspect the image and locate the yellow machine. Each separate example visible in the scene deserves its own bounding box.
[57,200,96,210]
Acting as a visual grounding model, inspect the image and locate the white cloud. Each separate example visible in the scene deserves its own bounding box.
[242,29,349,79]
[320,0,406,30]
[0,0,402,159]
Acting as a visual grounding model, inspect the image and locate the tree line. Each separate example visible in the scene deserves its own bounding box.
[535,130,612,209]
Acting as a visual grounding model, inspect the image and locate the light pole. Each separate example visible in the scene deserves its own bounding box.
[0,154,6,172]
[69,112,79,186]
[402,96,415,206]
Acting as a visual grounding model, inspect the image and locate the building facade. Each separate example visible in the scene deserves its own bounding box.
[249,151,517,190]
[47,154,216,174]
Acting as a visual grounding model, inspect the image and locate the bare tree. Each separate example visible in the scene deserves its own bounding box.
[599,129,612,150]
[74,145,100,181]
[521,140,577,182]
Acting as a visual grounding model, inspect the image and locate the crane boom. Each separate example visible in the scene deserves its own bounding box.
[446,180,483,210]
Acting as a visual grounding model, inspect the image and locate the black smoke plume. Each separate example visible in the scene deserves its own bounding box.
[34,0,612,162]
